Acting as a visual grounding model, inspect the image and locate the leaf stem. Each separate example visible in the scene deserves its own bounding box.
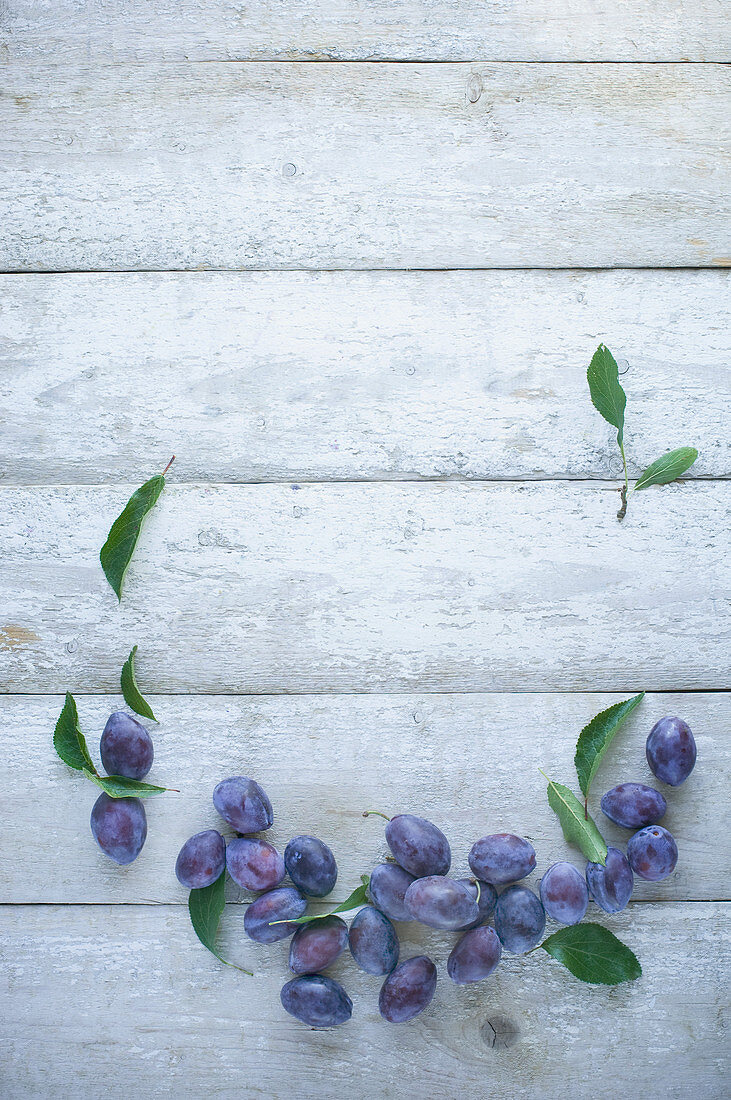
[162,455,176,477]
[617,442,629,521]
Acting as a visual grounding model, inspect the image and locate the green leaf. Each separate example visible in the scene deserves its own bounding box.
[53,693,95,773]
[544,777,607,864]
[574,692,645,799]
[634,447,698,491]
[587,344,627,448]
[100,462,172,600]
[541,923,642,985]
[189,873,252,973]
[285,876,371,926]
[121,645,157,722]
[85,770,174,798]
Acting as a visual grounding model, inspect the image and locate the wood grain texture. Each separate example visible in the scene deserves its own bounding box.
[2,269,729,485]
[3,0,730,62]
[2,63,729,271]
[0,902,728,1098]
[1,482,728,694]
[2,692,726,904]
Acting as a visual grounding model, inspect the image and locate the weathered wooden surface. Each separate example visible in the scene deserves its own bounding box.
[1,692,725,904]
[1,482,728,694]
[2,269,728,484]
[2,63,729,271]
[3,0,730,62]
[0,902,727,1099]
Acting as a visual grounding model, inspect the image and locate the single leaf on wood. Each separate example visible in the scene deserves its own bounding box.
[574,692,645,799]
[85,771,175,799]
[587,344,627,447]
[189,873,252,973]
[99,457,174,600]
[544,777,607,864]
[121,645,157,722]
[634,447,699,491]
[53,693,95,773]
[285,876,371,926]
[541,923,642,985]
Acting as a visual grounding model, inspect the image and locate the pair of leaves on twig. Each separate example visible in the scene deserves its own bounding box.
[100,457,174,600]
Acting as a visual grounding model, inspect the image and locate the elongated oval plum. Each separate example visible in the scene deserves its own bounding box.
[244,886,306,943]
[385,814,451,877]
[646,717,697,786]
[539,862,588,925]
[627,825,678,881]
[600,783,667,829]
[494,885,545,953]
[100,712,154,780]
[404,876,479,930]
[368,863,416,922]
[281,975,352,1027]
[447,926,502,984]
[284,835,338,897]
[468,834,536,885]
[226,837,285,893]
[175,829,225,889]
[456,878,498,929]
[379,956,437,1022]
[289,916,348,974]
[586,846,634,913]
[90,792,147,865]
[213,776,273,833]
[349,906,399,975]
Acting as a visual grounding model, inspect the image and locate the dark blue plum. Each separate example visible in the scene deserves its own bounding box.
[90,793,147,865]
[586,846,634,913]
[385,814,451,877]
[100,712,154,780]
[175,829,225,889]
[494,885,545,953]
[601,783,667,829]
[348,906,399,975]
[284,835,337,897]
[368,863,416,922]
[289,916,348,974]
[447,926,502,985]
[627,826,678,881]
[379,956,437,1022]
[226,837,285,892]
[244,886,307,943]
[468,834,536,885]
[404,876,479,930]
[456,878,498,929]
[281,975,352,1027]
[646,716,697,786]
[539,862,588,925]
[212,776,273,833]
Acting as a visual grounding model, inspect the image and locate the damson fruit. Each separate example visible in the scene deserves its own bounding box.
[379,956,437,1023]
[289,916,348,974]
[600,783,667,829]
[175,829,226,889]
[539,862,588,926]
[212,776,273,833]
[468,834,536,885]
[284,836,337,897]
[244,886,307,943]
[368,863,416,922]
[456,878,498,929]
[494,885,545,954]
[585,846,634,913]
[90,793,147,865]
[348,906,399,976]
[404,876,479,930]
[447,926,502,985]
[646,716,697,786]
[226,837,285,892]
[385,814,451,877]
[627,826,678,881]
[99,712,154,780]
[281,975,353,1027]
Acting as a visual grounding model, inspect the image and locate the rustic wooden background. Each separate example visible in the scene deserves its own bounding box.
[0,2,729,1097]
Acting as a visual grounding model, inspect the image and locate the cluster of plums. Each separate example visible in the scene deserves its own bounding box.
[89,712,155,864]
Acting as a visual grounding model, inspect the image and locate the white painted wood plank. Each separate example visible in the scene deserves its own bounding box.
[1,692,726,903]
[0,902,727,1098]
[2,270,728,484]
[3,0,730,62]
[1,482,728,693]
[2,63,729,270]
